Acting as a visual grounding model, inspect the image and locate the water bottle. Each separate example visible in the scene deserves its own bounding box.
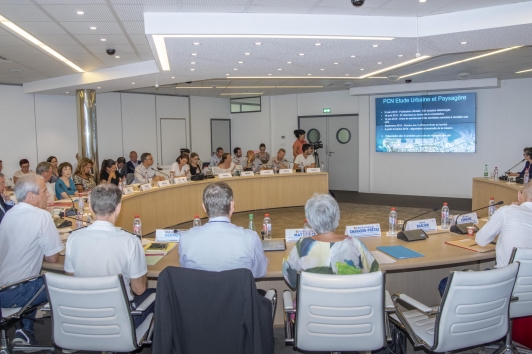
[441,202,450,230]
[320,162,325,172]
[144,171,149,183]
[76,210,83,229]
[299,162,304,172]
[262,214,272,240]
[78,195,84,211]
[493,167,498,180]
[388,207,397,235]
[170,171,175,184]
[248,214,255,231]
[524,168,530,184]
[193,215,201,228]
[484,164,489,179]
[488,197,496,219]
[133,215,142,240]
[273,165,278,174]
[118,179,123,192]
[303,219,314,237]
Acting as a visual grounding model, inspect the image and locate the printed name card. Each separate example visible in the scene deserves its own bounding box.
[123,186,134,195]
[285,229,305,242]
[155,229,184,242]
[260,170,274,175]
[240,171,254,177]
[455,212,479,225]
[218,172,232,179]
[279,169,293,174]
[306,168,321,173]
[173,177,188,184]
[157,180,171,188]
[345,223,382,237]
[405,218,437,231]
[139,183,152,191]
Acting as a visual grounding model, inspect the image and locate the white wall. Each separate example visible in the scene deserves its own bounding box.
[231,96,271,153]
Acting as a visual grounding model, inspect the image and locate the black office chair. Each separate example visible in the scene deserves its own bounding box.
[0,276,54,354]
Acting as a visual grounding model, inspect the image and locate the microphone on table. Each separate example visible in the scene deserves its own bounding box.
[64,193,77,217]
[500,159,525,180]
[450,201,504,234]
[396,207,438,242]
[151,167,169,179]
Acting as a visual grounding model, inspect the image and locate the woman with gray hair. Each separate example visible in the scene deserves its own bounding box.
[282,193,379,288]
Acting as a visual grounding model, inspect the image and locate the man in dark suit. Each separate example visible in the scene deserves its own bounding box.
[0,172,13,224]
[125,151,139,184]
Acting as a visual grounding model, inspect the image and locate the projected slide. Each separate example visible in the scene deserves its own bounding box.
[376,93,476,153]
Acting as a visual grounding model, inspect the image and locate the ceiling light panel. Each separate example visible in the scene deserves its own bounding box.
[40,5,115,21]
[60,22,124,35]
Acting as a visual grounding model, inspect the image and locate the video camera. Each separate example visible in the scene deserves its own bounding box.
[311,141,323,150]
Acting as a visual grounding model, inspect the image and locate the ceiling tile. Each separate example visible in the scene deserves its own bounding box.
[247,5,311,13]
[16,21,67,35]
[111,4,144,20]
[110,0,184,3]
[34,0,107,4]
[183,0,247,4]
[60,21,124,34]
[181,4,246,12]
[127,34,149,45]
[86,44,135,54]
[76,34,131,46]
[134,44,153,53]
[122,21,145,34]
[35,34,80,46]
[251,0,317,6]
[0,5,51,21]
[309,6,375,14]
[40,4,116,21]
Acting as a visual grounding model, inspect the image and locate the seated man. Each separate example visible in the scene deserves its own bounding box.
[438,182,532,296]
[0,172,14,224]
[0,174,63,345]
[179,182,267,278]
[64,184,155,328]
[133,152,165,184]
[233,147,243,167]
[36,161,56,204]
[209,147,224,167]
[242,150,262,171]
[293,144,316,171]
[271,148,291,170]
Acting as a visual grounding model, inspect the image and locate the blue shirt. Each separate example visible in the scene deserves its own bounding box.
[519,161,531,179]
[55,178,77,199]
[178,216,268,278]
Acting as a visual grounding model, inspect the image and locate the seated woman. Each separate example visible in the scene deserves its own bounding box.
[55,162,79,200]
[47,156,59,183]
[216,153,236,174]
[508,147,532,179]
[73,158,96,192]
[282,193,379,289]
[188,152,203,176]
[13,159,35,184]
[255,143,270,165]
[171,154,190,177]
[100,159,122,186]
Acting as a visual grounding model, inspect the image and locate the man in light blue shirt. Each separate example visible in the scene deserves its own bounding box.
[179,181,268,278]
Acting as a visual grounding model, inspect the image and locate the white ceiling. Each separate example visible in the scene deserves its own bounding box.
[0,0,532,96]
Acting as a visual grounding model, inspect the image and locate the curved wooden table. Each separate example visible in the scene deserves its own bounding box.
[472,177,522,217]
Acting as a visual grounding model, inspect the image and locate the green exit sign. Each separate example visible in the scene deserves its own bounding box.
[323,108,331,113]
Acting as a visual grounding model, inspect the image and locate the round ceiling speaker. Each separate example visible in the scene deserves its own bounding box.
[457,72,471,80]
[387,75,400,82]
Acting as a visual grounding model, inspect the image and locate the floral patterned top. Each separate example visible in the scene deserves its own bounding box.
[282,236,380,288]
[255,152,270,165]
[73,174,96,191]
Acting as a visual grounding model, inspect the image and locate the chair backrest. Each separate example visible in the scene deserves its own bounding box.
[434,262,519,353]
[45,273,137,353]
[510,247,532,318]
[295,271,386,352]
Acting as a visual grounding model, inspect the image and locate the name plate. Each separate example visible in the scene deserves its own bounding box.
[455,212,479,225]
[405,218,437,231]
[173,177,188,184]
[306,168,321,173]
[345,223,381,237]
[218,172,232,179]
[260,170,274,175]
[157,180,171,188]
[123,186,134,195]
[139,183,152,191]
[285,229,305,242]
[241,171,254,177]
[155,229,185,242]
[279,169,293,174]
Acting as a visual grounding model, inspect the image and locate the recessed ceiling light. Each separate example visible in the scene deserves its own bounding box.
[315,43,321,46]
[255,42,261,45]
[131,82,135,85]
[171,76,175,78]
[460,41,468,45]
[9,69,22,73]
[238,61,243,64]
[65,91,69,94]
[115,55,120,58]
[89,26,97,30]
[377,62,382,64]
[226,73,230,76]
[350,55,357,58]
[320,68,325,71]
[419,0,426,2]
[372,44,379,48]
[268,73,272,76]
[190,68,195,71]
[192,53,197,56]
[76,11,84,15]
[278,68,282,71]
[333,62,339,65]
[97,87,101,89]
[233,68,238,70]
[193,42,200,45]
[191,61,196,64]
[244,52,250,55]
[398,54,404,57]
[299,53,305,56]
[287,61,292,64]
[346,74,350,76]
[360,68,365,71]
[100,38,106,42]
[307,74,312,76]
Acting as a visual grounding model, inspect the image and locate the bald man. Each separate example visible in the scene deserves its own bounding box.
[476,181,532,267]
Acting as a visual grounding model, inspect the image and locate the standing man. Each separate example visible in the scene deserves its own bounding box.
[0,175,63,345]
[0,173,14,224]
[179,182,267,278]
[233,147,243,167]
[272,148,291,170]
[36,161,56,204]
[133,152,165,184]
[209,147,224,167]
[126,151,139,184]
[293,144,316,171]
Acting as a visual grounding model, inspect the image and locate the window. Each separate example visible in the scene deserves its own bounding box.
[336,128,351,144]
[230,96,261,113]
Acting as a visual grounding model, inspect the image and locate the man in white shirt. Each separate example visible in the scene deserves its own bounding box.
[233,147,243,167]
[476,182,532,267]
[293,144,316,171]
[133,152,165,184]
[36,161,56,204]
[179,182,268,278]
[64,184,154,328]
[0,174,63,345]
[209,147,224,167]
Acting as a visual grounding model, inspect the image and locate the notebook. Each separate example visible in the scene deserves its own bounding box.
[376,246,424,260]
[445,239,496,253]
[261,239,286,251]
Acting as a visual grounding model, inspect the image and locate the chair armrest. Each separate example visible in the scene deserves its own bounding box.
[135,293,156,312]
[283,290,295,346]
[283,291,294,311]
[385,290,395,313]
[264,289,276,302]
[395,293,438,315]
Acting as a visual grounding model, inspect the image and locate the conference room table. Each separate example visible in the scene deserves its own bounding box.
[472,177,522,216]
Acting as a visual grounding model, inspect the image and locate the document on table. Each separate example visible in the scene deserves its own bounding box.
[371,251,397,264]
[145,256,164,266]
